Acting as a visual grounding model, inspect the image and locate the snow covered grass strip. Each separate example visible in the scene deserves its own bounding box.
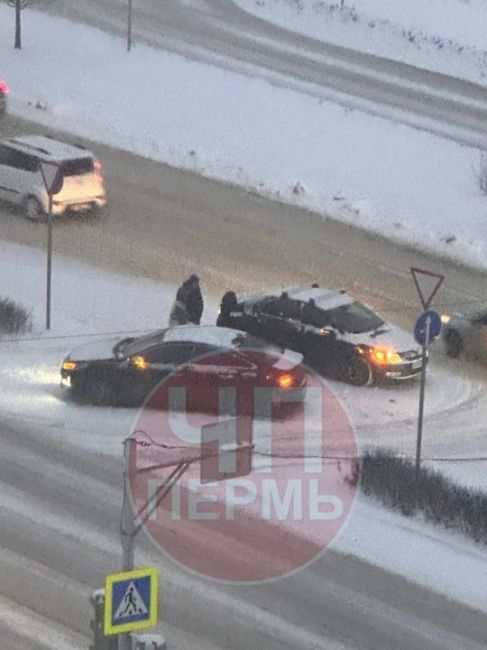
[359,450,487,544]
[0,296,32,335]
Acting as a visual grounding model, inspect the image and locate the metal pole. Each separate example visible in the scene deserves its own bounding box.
[46,195,53,330]
[127,0,133,52]
[14,0,21,49]
[119,438,136,650]
[415,314,431,484]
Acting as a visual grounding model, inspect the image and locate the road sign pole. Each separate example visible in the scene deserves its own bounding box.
[40,160,63,331]
[46,194,53,331]
[415,313,431,485]
[120,438,136,650]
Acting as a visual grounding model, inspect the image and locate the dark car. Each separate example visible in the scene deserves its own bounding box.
[441,309,487,360]
[61,325,306,412]
[217,286,423,387]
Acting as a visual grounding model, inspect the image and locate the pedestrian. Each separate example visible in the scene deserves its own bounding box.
[176,274,204,325]
[217,291,238,328]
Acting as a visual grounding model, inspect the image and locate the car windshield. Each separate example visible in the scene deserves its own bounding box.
[122,330,167,357]
[324,301,385,334]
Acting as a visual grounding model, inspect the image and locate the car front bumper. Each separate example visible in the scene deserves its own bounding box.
[377,359,423,380]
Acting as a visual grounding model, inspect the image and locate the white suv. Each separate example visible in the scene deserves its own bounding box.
[0,135,107,219]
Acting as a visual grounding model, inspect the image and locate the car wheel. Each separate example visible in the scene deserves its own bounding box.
[444,330,463,358]
[343,355,373,387]
[23,196,44,221]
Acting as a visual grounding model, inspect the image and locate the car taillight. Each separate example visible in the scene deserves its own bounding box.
[0,80,9,95]
[266,368,299,390]
[94,159,103,183]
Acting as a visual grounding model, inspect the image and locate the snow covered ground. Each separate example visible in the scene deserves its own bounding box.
[234,0,487,86]
[0,240,486,609]
[2,6,487,270]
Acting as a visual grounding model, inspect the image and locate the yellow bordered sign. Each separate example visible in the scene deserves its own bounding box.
[104,567,158,635]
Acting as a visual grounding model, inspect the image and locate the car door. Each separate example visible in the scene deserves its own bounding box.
[13,150,40,203]
[186,344,255,415]
[0,145,20,203]
[0,146,39,205]
[121,341,194,405]
[257,298,303,351]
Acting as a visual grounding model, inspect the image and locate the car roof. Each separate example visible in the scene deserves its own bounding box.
[163,325,245,348]
[285,287,354,309]
[242,286,354,310]
[2,135,93,161]
[125,325,247,356]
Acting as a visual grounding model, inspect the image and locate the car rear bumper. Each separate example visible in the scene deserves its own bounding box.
[51,195,106,215]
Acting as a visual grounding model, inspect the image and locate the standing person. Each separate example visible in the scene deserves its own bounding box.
[183,274,204,325]
[175,274,203,325]
[217,291,238,328]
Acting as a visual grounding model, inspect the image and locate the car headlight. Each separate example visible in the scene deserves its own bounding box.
[62,360,77,371]
[131,355,149,370]
[371,348,402,365]
[441,314,451,324]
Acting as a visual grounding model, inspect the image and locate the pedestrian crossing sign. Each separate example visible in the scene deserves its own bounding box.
[104,567,158,635]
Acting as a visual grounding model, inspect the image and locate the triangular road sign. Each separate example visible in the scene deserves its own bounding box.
[113,581,149,621]
[410,267,444,310]
[39,160,63,196]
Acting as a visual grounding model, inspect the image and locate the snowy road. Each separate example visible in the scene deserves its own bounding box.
[37,0,487,146]
[1,419,486,650]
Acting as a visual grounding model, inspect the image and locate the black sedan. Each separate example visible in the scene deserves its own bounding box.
[216,286,423,386]
[61,325,306,411]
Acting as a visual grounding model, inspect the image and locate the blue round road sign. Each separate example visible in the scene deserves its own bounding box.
[414,310,442,346]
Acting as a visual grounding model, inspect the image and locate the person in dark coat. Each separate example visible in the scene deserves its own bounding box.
[217,291,238,328]
[177,274,203,325]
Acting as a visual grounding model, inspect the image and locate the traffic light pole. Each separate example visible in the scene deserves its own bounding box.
[118,424,249,649]
[119,438,189,650]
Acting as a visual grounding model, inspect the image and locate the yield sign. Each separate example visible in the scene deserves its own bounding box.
[39,160,63,196]
[410,267,444,310]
